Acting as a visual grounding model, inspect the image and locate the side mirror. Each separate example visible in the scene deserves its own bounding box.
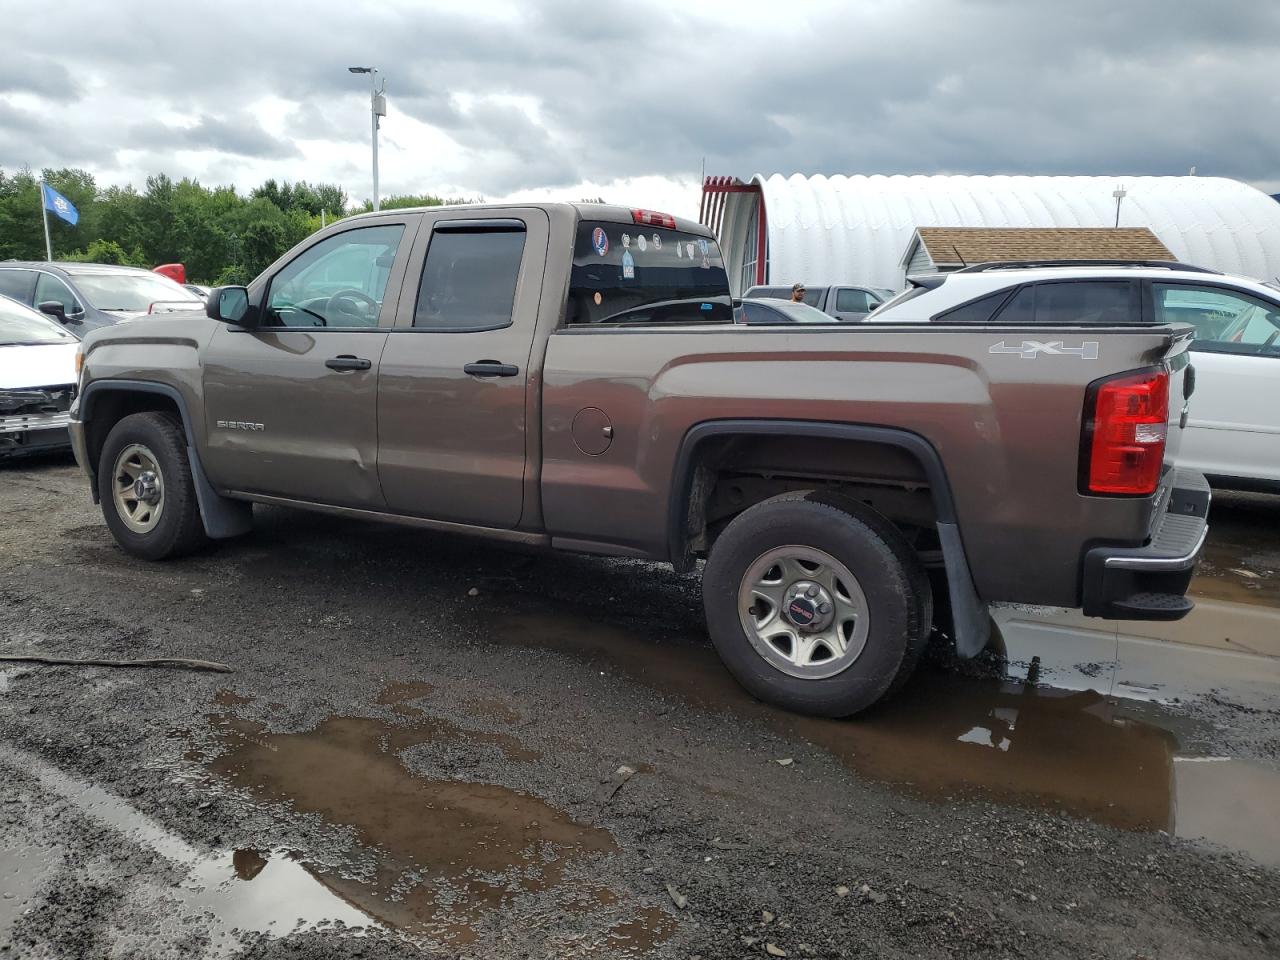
[207,286,253,326]
[37,300,73,325]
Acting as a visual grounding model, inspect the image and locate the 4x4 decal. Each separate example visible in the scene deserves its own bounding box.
[989,340,1100,360]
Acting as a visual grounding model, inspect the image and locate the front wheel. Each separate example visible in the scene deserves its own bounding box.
[702,494,930,717]
[98,412,208,560]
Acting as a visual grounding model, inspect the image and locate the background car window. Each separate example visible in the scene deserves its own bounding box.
[935,290,1012,323]
[835,289,875,313]
[996,281,1133,325]
[266,224,404,329]
[1154,283,1280,353]
[415,228,526,330]
[0,270,35,304]
[34,273,80,313]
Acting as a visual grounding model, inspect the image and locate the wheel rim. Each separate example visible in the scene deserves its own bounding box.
[111,443,165,534]
[737,545,871,680]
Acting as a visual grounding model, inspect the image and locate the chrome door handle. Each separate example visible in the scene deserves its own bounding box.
[463,361,519,378]
[325,355,371,371]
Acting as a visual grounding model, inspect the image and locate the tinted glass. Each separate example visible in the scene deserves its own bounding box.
[414,228,526,330]
[570,221,730,324]
[935,290,1012,323]
[1154,283,1280,353]
[835,289,874,313]
[0,270,35,304]
[34,272,79,313]
[0,297,76,345]
[1033,281,1133,325]
[267,224,404,328]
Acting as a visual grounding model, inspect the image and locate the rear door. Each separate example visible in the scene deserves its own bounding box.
[201,219,417,507]
[376,209,549,526]
[1151,282,1280,483]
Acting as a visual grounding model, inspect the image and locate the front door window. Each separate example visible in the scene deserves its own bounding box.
[266,225,405,328]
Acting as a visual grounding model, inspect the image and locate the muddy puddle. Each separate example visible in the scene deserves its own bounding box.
[489,610,1280,866]
[0,743,372,956]
[193,683,673,952]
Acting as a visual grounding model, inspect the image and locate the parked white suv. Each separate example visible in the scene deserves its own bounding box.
[870,260,1280,491]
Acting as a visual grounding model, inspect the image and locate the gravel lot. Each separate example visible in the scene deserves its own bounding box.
[1,454,1278,959]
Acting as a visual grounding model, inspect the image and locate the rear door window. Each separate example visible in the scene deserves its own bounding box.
[996,281,1137,325]
[414,224,526,331]
[569,220,730,325]
[0,269,36,305]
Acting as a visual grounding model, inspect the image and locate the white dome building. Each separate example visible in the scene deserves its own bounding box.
[701,173,1280,295]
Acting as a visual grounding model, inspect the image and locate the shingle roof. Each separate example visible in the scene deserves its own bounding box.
[914,226,1174,267]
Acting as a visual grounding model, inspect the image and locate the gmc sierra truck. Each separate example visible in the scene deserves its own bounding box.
[69,203,1209,716]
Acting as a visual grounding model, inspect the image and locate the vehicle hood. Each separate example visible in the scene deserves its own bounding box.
[0,342,78,389]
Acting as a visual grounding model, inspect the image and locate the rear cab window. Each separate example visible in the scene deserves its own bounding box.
[567,220,732,326]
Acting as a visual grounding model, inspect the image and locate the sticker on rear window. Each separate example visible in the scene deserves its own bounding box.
[622,250,635,280]
[591,227,609,256]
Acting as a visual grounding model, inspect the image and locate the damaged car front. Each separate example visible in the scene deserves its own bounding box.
[0,294,79,459]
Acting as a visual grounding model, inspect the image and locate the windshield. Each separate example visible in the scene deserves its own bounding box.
[0,296,77,345]
[568,220,730,324]
[65,271,201,312]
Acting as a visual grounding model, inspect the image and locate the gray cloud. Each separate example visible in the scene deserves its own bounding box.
[1,0,1278,197]
[0,52,81,100]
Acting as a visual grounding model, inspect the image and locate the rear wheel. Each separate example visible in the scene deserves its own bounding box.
[702,494,930,716]
[98,412,207,560]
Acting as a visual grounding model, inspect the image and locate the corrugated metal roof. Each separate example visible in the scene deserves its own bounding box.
[747,174,1280,290]
[909,226,1174,270]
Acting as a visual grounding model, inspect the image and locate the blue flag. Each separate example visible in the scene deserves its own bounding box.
[41,183,79,226]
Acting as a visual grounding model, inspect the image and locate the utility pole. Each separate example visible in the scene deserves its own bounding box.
[1112,185,1127,228]
[348,66,386,211]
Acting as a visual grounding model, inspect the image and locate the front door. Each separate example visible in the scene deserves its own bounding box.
[1152,281,1280,483]
[201,219,416,507]
[377,210,549,526]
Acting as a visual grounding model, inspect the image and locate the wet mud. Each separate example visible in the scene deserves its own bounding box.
[490,609,1280,864]
[194,683,672,950]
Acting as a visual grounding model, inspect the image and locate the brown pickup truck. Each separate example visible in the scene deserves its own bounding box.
[69,203,1209,715]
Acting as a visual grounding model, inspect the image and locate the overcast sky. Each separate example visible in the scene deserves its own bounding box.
[1,0,1277,217]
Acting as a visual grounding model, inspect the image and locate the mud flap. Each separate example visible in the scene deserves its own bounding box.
[938,521,990,658]
[187,444,253,539]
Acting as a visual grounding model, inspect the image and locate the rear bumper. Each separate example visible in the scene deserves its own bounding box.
[1081,469,1210,621]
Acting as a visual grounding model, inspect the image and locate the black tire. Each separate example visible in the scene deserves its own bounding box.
[805,490,933,699]
[702,493,931,717]
[98,411,208,560]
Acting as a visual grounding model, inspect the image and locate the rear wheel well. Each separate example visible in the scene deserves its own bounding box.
[85,391,184,480]
[675,432,944,568]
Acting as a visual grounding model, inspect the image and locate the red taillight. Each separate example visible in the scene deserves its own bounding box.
[631,208,677,230]
[1084,369,1169,495]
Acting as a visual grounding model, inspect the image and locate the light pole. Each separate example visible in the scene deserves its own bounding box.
[1112,185,1127,228]
[348,66,386,211]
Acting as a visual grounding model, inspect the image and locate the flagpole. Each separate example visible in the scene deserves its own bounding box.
[38,180,53,262]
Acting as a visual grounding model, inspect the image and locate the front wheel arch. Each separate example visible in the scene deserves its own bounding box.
[80,380,252,539]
